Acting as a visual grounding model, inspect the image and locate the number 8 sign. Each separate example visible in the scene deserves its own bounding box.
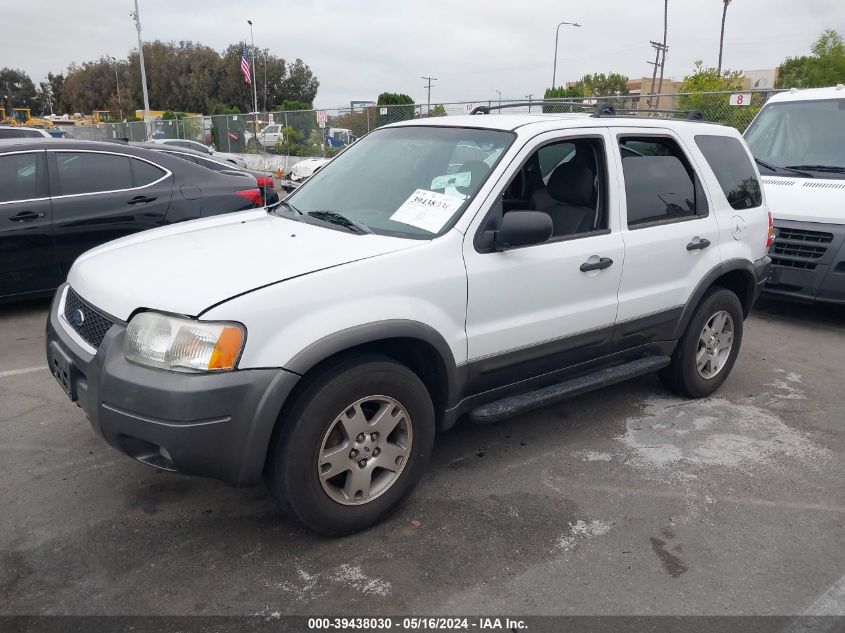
[729,93,752,106]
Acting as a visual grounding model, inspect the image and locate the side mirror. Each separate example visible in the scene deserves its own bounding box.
[492,211,553,250]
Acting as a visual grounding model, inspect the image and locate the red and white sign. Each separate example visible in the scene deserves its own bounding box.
[316,110,328,123]
[379,107,388,115]
[729,93,752,106]
[464,103,476,113]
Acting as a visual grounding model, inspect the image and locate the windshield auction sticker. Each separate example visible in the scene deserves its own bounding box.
[390,189,463,233]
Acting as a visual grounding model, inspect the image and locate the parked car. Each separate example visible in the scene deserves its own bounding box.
[152,138,246,168]
[46,107,770,534]
[745,85,845,304]
[0,138,263,302]
[140,143,279,206]
[244,123,284,152]
[289,157,330,182]
[0,125,53,139]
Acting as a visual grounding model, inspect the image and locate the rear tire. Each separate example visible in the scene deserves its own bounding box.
[659,287,744,398]
[265,355,434,536]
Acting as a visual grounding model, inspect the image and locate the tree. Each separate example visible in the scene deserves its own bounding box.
[376,92,415,125]
[542,85,585,113]
[678,61,754,128]
[776,30,845,89]
[0,68,38,115]
[569,73,629,97]
[425,104,447,117]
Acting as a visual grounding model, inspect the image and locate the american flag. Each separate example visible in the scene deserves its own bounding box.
[240,46,251,85]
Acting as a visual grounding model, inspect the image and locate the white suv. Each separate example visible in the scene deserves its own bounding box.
[46,105,772,534]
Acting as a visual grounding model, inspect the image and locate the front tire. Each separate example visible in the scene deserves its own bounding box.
[660,287,744,398]
[265,355,435,535]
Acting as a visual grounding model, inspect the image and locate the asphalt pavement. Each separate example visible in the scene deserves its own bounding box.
[1,296,843,617]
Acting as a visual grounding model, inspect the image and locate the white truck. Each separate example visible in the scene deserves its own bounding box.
[745,85,845,304]
[244,123,285,152]
[47,104,771,535]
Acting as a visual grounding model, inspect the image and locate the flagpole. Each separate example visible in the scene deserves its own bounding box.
[248,20,259,154]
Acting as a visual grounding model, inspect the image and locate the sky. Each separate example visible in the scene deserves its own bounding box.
[4,0,844,109]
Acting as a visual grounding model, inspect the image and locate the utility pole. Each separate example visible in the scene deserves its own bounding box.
[263,51,267,112]
[247,20,259,153]
[717,0,731,76]
[525,94,533,113]
[656,0,669,97]
[130,0,151,138]
[108,55,123,120]
[646,40,668,111]
[421,76,437,115]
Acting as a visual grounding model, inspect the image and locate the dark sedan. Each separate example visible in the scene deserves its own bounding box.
[0,138,264,302]
[137,142,280,206]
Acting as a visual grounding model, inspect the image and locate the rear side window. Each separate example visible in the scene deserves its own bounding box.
[619,136,703,227]
[55,152,133,195]
[695,134,762,210]
[131,158,166,186]
[0,128,23,139]
[0,152,43,202]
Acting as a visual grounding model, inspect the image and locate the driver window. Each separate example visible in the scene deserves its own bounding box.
[497,136,608,239]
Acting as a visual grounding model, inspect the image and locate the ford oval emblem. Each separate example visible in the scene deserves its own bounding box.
[70,309,85,327]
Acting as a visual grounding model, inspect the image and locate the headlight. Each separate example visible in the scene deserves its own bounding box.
[124,312,245,372]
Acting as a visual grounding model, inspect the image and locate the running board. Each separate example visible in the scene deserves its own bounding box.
[469,356,671,424]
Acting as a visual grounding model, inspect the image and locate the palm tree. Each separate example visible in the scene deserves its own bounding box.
[717,0,731,76]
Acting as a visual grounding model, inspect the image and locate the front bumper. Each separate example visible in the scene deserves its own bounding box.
[764,219,845,305]
[46,285,299,486]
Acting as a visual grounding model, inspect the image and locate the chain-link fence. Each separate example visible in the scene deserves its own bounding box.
[62,89,786,156]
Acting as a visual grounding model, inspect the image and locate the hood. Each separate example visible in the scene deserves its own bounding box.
[761,176,845,224]
[68,210,419,321]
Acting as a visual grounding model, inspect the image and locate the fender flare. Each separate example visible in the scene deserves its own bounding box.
[284,319,461,406]
[673,258,755,340]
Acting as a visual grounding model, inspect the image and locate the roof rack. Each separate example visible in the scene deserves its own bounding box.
[469,100,705,121]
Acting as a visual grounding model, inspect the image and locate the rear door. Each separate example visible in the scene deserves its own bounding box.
[48,149,174,275]
[611,129,722,345]
[0,150,61,297]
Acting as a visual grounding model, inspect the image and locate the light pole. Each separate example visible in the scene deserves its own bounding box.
[552,21,581,91]
[247,20,260,153]
[717,0,731,76]
[130,0,151,138]
[493,89,502,105]
[107,55,123,120]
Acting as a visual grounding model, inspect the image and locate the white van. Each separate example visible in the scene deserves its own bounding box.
[745,85,845,304]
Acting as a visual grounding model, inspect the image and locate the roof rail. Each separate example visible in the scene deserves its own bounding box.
[469,99,706,121]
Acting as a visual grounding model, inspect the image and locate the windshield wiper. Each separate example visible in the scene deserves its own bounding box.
[306,210,372,234]
[785,164,845,174]
[754,158,814,178]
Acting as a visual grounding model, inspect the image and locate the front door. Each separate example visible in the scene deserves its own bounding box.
[463,130,624,394]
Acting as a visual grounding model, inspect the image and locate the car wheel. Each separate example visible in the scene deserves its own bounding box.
[659,287,744,398]
[265,355,435,535]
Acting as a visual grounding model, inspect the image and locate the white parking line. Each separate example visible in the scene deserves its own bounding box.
[803,572,845,616]
[0,366,48,379]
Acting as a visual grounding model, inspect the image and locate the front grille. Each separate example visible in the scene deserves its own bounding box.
[63,288,115,349]
[776,228,833,244]
[772,243,827,259]
[771,257,817,270]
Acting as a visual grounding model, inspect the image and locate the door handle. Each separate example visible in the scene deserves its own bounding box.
[686,238,711,251]
[9,211,45,222]
[580,257,614,272]
[127,195,157,205]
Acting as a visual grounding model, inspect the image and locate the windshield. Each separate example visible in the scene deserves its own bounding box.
[745,99,845,176]
[284,126,513,238]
